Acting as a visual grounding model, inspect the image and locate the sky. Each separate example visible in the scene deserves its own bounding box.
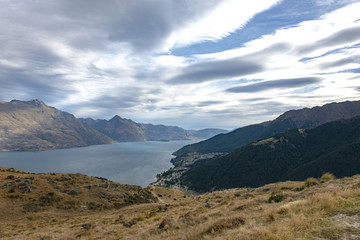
[1,0,360,130]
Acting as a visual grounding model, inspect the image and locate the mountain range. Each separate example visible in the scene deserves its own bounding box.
[79,116,194,142]
[174,100,360,156]
[0,99,225,152]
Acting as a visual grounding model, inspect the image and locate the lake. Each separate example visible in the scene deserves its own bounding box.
[0,141,194,187]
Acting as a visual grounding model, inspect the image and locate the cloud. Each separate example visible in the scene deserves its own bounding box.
[167,57,263,84]
[173,0,282,48]
[0,65,76,103]
[0,0,280,55]
[1,0,360,130]
[226,77,322,93]
[315,0,359,6]
[319,54,360,69]
[90,94,142,109]
[64,86,163,119]
[0,0,281,106]
[247,42,293,59]
[296,26,360,55]
[197,101,223,107]
[166,42,293,85]
[91,86,162,108]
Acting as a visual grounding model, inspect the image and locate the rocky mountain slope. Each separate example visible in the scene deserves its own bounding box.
[174,100,360,157]
[1,167,360,239]
[0,99,112,151]
[179,116,360,192]
[80,115,194,142]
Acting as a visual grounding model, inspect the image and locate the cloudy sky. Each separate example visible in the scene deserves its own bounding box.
[1,0,360,129]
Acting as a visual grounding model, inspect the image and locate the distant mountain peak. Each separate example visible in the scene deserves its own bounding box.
[110,115,123,121]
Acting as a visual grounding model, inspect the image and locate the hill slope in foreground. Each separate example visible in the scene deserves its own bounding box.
[1,167,360,239]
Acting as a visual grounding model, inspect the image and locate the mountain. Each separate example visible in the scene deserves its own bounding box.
[80,115,194,142]
[174,100,360,157]
[2,166,360,239]
[188,128,229,139]
[179,116,360,192]
[80,116,147,142]
[0,99,112,151]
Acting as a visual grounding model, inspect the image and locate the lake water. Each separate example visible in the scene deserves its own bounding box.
[0,141,194,187]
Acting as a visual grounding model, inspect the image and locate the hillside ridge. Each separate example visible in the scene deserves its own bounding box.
[174,100,360,157]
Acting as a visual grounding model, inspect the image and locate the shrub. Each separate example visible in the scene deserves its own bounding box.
[81,223,92,230]
[158,217,173,230]
[6,175,15,180]
[277,207,289,215]
[321,173,335,182]
[304,177,318,187]
[121,219,137,228]
[234,192,241,197]
[295,185,305,191]
[266,213,276,222]
[204,217,245,235]
[268,194,284,203]
[135,216,145,222]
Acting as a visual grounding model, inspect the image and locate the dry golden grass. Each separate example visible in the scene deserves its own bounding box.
[1,167,360,239]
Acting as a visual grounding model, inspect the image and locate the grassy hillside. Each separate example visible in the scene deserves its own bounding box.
[180,116,360,192]
[0,167,157,214]
[1,167,360,239]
